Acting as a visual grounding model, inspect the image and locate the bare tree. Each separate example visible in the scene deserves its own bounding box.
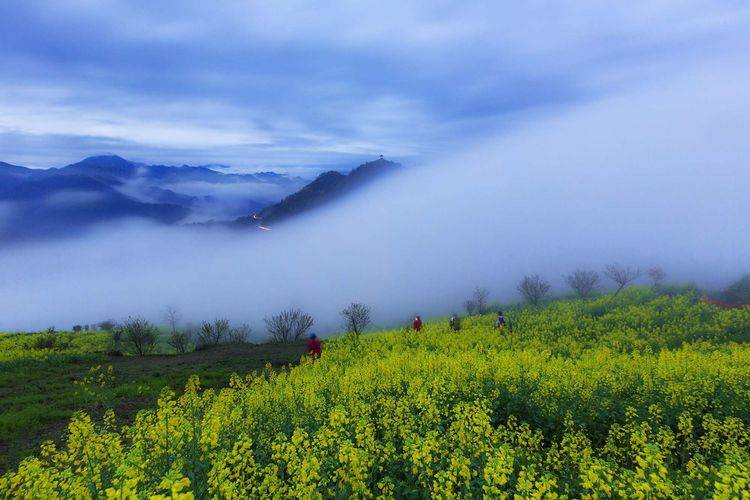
[197,319,230,347]
[291,311,314,341]
[464,287,490,315]
[229,324,252,343]
[163,305,180,336]
[265,309,314,343]
[564,270,600,299]
[72,324,83,332]
[473,287,490,314]
[604,263,642,296]
[119,317,157,356]
[463,300,477,315]
[341,302,371,336]
[517,275,551,305]
[647,267,667,290]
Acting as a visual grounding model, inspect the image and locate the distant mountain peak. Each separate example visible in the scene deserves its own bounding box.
[71,155,137,169]
[79,154,130,163]
[237,157,402,226]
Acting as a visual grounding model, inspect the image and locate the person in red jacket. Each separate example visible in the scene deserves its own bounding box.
[412,315,423,332]
[307,333,322,358]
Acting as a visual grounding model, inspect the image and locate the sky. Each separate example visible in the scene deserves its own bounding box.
[1,1,749,172]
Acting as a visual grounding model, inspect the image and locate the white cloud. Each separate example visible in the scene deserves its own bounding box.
[1,55,747,332]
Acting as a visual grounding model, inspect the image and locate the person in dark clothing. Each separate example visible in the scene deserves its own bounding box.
[307,333,322,358]
[449,313,461,332]
[412,315,423,332]
[495,311,506,331]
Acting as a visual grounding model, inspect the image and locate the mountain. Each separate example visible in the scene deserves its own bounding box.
[53,155,303,187]
[0,155,306,244]
[236,157,402,226]
[0,161,33,177]
[56,155,138,184]
[0,165,188,242]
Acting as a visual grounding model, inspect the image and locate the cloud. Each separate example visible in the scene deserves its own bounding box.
[0,54,747,333]
[2,1,749,168]
[42,190,107,208]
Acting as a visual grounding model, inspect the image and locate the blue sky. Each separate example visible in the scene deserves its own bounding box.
[1,1,748,173]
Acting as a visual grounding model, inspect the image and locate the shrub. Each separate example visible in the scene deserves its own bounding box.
[110,327,122,352]
[167,330,191,354]
[723,274,750,305]
[265,309,314,343]
[33,333,57,350]
[98,320,116,332]
[657,282,700,299]
[118,317,157,356]
[72,325,83,333]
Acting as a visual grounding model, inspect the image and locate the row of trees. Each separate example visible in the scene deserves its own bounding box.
[463,264,665,310]
[106,301,374,356]
[115,262,657,354]
[111,313,253,356]
[518,264,659,305]
[60,269,748,356]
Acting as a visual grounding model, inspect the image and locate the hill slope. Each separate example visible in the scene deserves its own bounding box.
[237,157,402,226]
[4,290,750,496]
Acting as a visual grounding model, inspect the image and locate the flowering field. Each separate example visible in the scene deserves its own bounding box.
[0,330,111,369]
[3,289,750,498]
[0,331,305,474]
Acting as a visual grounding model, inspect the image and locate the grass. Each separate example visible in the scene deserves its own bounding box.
[0,339,307,473]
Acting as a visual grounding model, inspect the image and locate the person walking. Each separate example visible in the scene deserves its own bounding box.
[307,333,322,358]
[495,311,506,331]
[449,313,461,332]
[412,315,423,332]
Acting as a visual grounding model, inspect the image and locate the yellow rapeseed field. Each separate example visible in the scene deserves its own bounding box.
[3,289,750,498]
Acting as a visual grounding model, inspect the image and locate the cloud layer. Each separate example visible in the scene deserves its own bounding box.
[2,1,749,170]
[1,54,747,333]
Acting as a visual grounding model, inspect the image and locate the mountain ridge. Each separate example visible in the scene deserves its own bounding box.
[235,157,402,227]
[0,155,306,243]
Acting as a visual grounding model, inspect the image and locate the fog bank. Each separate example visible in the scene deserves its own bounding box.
[1,60,748,335]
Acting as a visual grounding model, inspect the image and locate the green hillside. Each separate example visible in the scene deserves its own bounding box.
[3,289,750,497]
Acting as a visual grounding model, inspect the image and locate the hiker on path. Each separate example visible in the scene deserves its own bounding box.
[449,313,461,332]
[412,315,423,332]
[307,333,322,358]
